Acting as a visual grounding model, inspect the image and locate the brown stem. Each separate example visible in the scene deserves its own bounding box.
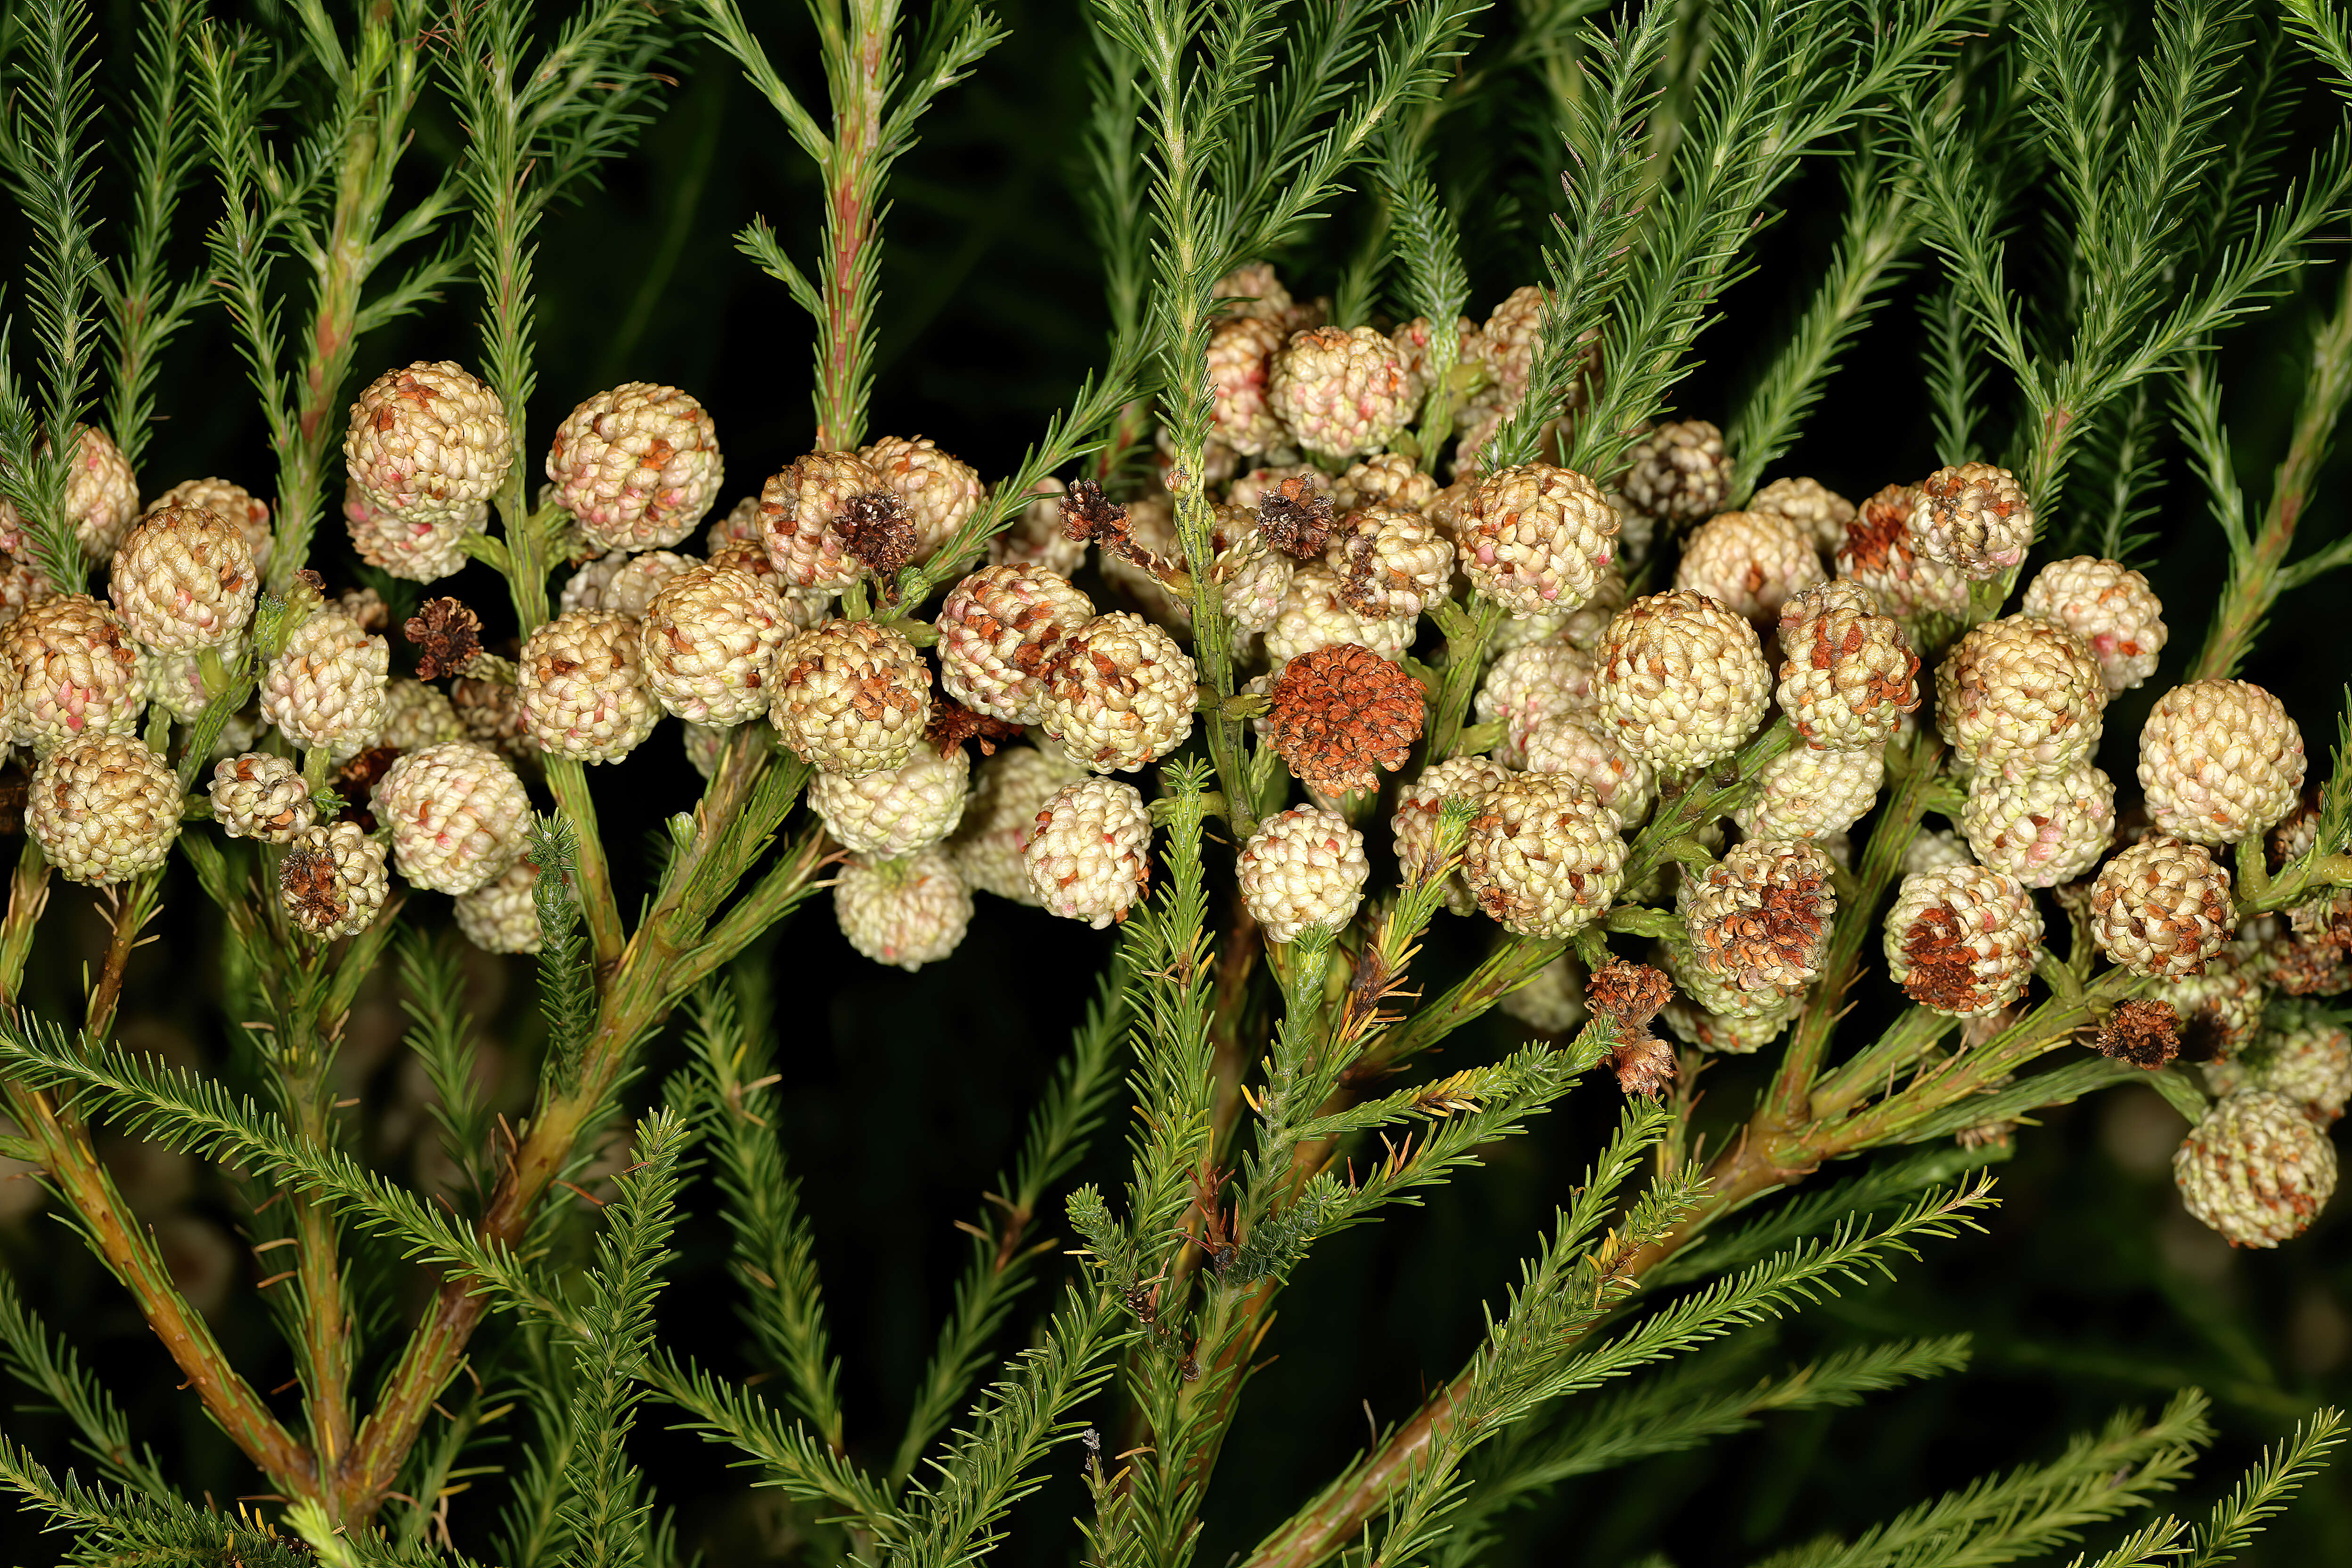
[83,872,162,1045]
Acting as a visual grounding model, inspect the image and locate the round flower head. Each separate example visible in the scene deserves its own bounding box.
[949,744,1089,902]
[1266,326,1413,460]
[1391,754,1511,916]
[1213,531,1295,635]
[1500,952,1590,1035]
[771,618,931,776]
[1594,590,1772,772]
[1748,476,1856,553]
[810,743,970,858]
[1265,563,1416,670]
[1682,840,1837,991]
[209,752,314,843]
[2137,678,2306,846]
[1774,579,1920,751]
[517,610,660,763]
[1935,614,2105,779]
[2,593,142,755]
[110,504,257,651]
[1264,643,1425,798]
[759,450,895,590]
[936,563,1095,723]
[1521,711,1654,820]
[1332,453,1439,514]
[1673,509,1826,625]
[1463,773,1626,937]
[1906,826,1975,876]
[1025,776,1153,927]
[545,383,722,551]
[1477,641,1598,766]
[343,361,514,515]
[374,740,532,894]
[2091,835,2235,979]
[1836,484,1969,620]
[1663,940,1805,1022]
[151,478,272,574]
[343,481,488,584]
[0,425,139,560]
[555,550,690,621]
[1960,762,2116,887]
[1039,611,1198,773]
[1328,506,1454,621]
[862,436,981,555]
[261,609,388,762]
[2172,1090,2337,1247]
[1884,863,2044,1016]
[640,564,792,726]
[1207,315,1291,454]
[1458,464,1620,617]
[1214,260,1294,320]
[2020,556,2167,694]
[834,847,974,970]
[1621,420,1729,528]
[1660,989,1797,1055]
[1239,806,1369,943]
[2159,948,2269,1061]
[378,678,464,751]
[28,733,180,885]
[1909,462,2033,578]
[278,822,388,941]
[455,858,543,955]
[1735,742,1886,843]
[2207,1021,2352,1126]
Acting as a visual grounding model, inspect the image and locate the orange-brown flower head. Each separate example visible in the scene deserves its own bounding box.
[1265,643,1426,798]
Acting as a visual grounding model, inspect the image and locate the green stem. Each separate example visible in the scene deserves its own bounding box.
[541,757,625,970]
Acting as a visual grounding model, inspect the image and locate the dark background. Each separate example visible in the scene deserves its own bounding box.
[2,0,2349,1562]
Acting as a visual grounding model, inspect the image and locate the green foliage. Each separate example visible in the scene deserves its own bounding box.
[528,814,596,1094]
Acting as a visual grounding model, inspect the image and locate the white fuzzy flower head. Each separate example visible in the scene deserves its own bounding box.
[1327,506,1454,621]
[834,847,974,970]
[1960,763,2116,887]
[1775,579,1920,751]
[546,383,723,550]
[1477,640,1598,765]
[149,478,272,574]
[1459,464,1620,617]
[518,610,660,763]
[373,740,532,894]
[1332,453,1439,514]
[2137,678,2306,846]
[1207,315,1291,454]
[639,564,792,726]
[812,743,970,858]
[1265,563,1416,670]
[1024,776,1153,927]
[1735,743,1887,843]
[1621,420,1729,527]
[1213,531,1296,635]
[1934,614,2106,780]
[209,752,315,842]
[109,504,258,651]
[344,361,514,515]
[2,593,143,755]
[759,450,893,590]
[261,609,389,762]
[28,733,180,885]
[1748,476,1856,553]
[2206,1021,2352,1127]
[1836,485,1970,620]
[2020,556,2167,694]
[1884,864,2044,1016]
[1520,711,1654,821]
[1463,773,1626,937]
[1682,840,1837,991]
[1266,326,1414,460]
[862,436,982,555]
[2091,835,2236,979]
[1039,612,1198,773]
[937,564,1095,723]
[950,744,1090,902]
[0,425,140,560]
[770,618,931,777]
[1390,755,1511,916]
[343,482,488,584]
[1594,590,1772,771]
[455,859,544,955]
[1908,462,2033,579]
[1673,509,1826,625]
[561,550,691,620]
[1239,806,1369,943]
[2172,1090,2337,1247]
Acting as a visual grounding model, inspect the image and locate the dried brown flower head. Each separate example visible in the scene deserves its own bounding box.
[2096,998,2180,1070]
[1258,474,1335,559]
[1898,904,1998,1013]
[333,746,400,829]
[1059,479,1130,547]
[279,842,347,928]
[924,696,1026,758]
[1588,959,1673,1033]
[1264,643,1425,797]
[837,490,918,576]
[1609,1034,1678,1100]
[406,597,483,681]
[1685,842,1834,991]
